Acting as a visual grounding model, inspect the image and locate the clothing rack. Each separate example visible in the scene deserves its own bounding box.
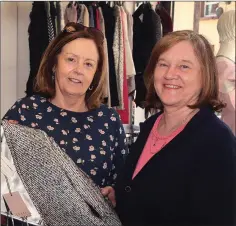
[26,1,173,144]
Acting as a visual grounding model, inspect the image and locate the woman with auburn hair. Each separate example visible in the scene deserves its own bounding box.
[114,30,236,226]
[2,22,127,222]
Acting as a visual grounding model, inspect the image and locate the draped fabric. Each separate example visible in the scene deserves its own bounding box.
[1,121,122,226]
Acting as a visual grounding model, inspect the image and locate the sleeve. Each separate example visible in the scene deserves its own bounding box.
[190,134,236,225]
[2,99,23,122]
[109,110,128,187]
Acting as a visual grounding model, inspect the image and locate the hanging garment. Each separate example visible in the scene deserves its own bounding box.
[65,2,77,23]
[124,7,134,52]
[26,2,49,97]
[96,8,101,30]
[93,5,97,28]
[98,7,111,106]
[120,7,136,79]
[117,7,129,124]
[45,2,55,42]
[133,3,162,108]
[83,5,90,27]
[50,2,57,35]
[113,5,124,110]
[95,7,108,101]
[100,2,119,107]
[1,121,122,226]
[77,4,85,24]
[124,7,136,94]
[156,5,173,36]
[60,1,69,29]
[56,2,62,33]
[89,5,95,27]
[128,76,136,95]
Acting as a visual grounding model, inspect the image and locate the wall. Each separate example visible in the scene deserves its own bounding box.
[173,2,195,31]
[1,2,18,118]
[1,2,32,117]
[199,1,235,54]
[173,1,235,55]
[17,2,32,99]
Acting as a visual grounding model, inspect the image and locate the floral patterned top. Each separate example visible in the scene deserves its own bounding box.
[3,95,128,188]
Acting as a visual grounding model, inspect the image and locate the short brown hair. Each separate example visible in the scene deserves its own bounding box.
[34,23,106,110]
[144,30,225,113]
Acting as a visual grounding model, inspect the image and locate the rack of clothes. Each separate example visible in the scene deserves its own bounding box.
[26,1,173,129]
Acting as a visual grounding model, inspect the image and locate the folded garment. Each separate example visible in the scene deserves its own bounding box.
[1,120,122,226]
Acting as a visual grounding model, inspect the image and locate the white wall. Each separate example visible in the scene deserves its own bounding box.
[17,2,32,99]
[1,2,18,118]
[1,2,32,117]
[173,2,195,31]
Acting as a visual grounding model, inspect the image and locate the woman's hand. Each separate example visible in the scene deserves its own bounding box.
[101,186,116,207]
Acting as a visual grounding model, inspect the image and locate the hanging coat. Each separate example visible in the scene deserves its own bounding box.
[26,2,49,97]
[133,3,162,108]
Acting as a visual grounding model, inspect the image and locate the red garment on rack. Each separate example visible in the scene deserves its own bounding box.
[117,8,129,124]
[96,8,101,30]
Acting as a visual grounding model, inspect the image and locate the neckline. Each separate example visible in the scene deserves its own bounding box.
[153,114,187,140]
[39,96,103,116]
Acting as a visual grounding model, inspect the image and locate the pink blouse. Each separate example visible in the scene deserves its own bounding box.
[132,114,186,179]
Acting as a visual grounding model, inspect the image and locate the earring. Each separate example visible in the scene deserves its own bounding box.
[88,85,93,91]
[52,68,55,81]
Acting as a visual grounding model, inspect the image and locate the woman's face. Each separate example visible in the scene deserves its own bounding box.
[54,38,99,99]
[154,41,202,109]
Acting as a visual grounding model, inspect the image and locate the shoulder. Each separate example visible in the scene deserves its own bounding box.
[4,95,45,114]
[205,114,235,140]
[11,95,46,108]
[210,116,235,145]
[199,114,235,153]
[3,95,46,120]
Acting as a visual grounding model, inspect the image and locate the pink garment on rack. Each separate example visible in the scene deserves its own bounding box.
[117,8,129,124]
[132,114,186,179]
[65,4,77,24]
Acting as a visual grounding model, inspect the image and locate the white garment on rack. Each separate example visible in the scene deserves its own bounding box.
[120,7,136,79]
[124,7,134,52]
[60,1,69,29]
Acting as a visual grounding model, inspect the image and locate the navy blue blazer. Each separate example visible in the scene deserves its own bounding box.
[115,106,236,226]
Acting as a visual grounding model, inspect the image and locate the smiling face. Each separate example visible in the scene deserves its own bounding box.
[54,38,99,99]
[154,40,202,109]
